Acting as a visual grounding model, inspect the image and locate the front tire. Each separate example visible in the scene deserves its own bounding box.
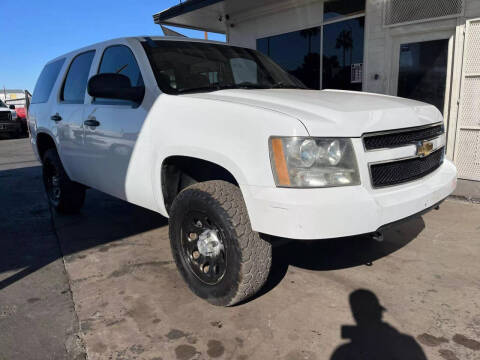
[169,180,272,306]
[42,148,86,213]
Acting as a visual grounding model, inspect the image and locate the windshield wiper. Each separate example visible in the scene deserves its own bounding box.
[177,85,222,94]
[271,82,305,89]
[177,83,268,94]
[219,82,269,90]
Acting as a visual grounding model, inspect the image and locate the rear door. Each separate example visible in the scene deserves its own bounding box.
[53,50,96,184]
[82,44,147,199]
[29,58,66,151]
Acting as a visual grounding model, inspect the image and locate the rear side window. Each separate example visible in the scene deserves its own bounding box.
[61,51,95,104]
[31,58,66,104]
[95,45,144,105]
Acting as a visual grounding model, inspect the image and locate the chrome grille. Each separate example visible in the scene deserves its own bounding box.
[370,148,445,188]
[0,111,11,122]
[363,123,444,151]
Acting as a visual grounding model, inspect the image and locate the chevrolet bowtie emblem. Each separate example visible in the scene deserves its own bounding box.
[416,140,434,157]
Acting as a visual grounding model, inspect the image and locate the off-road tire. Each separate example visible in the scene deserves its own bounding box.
[169,180,272,306]
[42,148,86,213]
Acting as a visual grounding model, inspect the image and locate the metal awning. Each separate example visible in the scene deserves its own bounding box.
[153,0,227,33]
[153,0,282,34]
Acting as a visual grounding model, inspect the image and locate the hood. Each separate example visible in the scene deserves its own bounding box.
[184,89,443,137]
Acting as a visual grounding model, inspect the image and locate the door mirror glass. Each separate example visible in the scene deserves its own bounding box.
[87,73,145,103]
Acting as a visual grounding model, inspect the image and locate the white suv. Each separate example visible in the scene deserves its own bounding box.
[29,37,457,306]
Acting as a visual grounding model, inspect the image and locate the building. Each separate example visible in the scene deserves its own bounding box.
[154,0,480,198]
[0,89,30,109]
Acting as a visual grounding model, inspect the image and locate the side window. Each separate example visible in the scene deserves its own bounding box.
[31,58,66,104]
[61,51,95,104]
[96,45,144,105]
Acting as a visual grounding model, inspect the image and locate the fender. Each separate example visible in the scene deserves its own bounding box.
[153,146,249,217]
[34,128,75,180]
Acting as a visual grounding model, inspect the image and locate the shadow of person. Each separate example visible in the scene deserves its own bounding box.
[331,289,427,360]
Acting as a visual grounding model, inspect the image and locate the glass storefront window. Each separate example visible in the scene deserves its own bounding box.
[322,17,365,91]
[256,27,321,89]
[324,0,365,21]
[397,39,449,112]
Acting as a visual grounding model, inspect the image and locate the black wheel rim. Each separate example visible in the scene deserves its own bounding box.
[180,211,227,285]
[43,160,61,206]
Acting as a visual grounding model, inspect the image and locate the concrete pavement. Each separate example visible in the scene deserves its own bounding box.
[0,138,85,360]
[1,138,479,360]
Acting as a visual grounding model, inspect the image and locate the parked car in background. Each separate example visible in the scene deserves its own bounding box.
[29,37,457,306]
[14,107,28,135]
[0,100,21,138]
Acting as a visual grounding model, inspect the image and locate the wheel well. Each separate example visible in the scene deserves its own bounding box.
[161,156,238,213]
[36,133,57,161]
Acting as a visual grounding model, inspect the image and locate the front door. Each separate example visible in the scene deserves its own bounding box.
[82,44,147,199]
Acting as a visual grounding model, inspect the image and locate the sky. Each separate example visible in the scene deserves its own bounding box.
[0,0,226,92]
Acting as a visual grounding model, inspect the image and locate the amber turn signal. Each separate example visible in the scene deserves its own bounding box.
[270,138,291,186]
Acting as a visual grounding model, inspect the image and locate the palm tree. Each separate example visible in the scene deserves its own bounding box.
[335,29,353,68]
[300,28,320,54]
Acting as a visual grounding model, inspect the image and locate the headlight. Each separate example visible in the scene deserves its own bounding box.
[269,137,360,188]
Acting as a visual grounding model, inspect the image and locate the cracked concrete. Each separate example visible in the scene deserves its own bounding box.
[1,138,480,360]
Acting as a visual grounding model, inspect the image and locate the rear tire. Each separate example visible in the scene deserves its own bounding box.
[42,148,86,213]
[169,180,272,306]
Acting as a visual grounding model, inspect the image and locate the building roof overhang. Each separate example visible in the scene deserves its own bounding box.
[153,0,227,33]
[153,0,289,34]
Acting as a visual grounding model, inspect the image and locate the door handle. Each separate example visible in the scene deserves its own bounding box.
[84,119,100,127]
[50,114,62,122]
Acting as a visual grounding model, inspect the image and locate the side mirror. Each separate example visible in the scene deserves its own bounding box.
[87,73,144,103]
[9,105,15,109]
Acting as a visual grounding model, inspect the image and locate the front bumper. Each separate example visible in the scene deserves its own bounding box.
[243,160,457,240]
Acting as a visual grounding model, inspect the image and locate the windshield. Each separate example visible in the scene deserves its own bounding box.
[0,100,6,108]
[142,40,307,94]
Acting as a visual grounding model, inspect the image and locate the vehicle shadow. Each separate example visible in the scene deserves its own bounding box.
[330,289,428,360]
[52,184,168,260]
[0,165,167,291]
[253,216,425,301]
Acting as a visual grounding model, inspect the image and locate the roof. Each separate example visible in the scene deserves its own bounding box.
[45,36,229,65]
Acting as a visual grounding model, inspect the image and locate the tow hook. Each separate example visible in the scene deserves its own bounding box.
[372,231,384,242]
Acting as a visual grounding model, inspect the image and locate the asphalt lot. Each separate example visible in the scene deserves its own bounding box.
[1,138,479,360]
